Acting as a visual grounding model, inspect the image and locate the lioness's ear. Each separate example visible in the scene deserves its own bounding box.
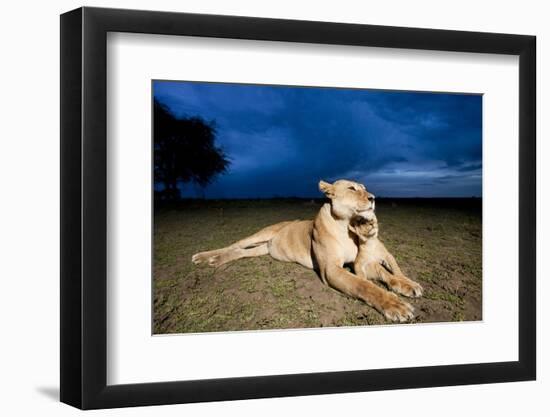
[319,180,334,197]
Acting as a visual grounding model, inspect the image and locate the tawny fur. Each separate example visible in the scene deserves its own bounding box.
[192,179,417,322]
[349,215,423,304]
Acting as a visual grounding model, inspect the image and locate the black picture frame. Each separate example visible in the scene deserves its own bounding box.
[60,6,536,410]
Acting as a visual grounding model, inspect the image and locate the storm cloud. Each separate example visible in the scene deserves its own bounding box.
[154,81,482,198]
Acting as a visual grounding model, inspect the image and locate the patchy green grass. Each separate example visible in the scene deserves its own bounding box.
[153,198,482,334]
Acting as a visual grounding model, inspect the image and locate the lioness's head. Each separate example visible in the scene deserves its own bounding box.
[319,179,376,220]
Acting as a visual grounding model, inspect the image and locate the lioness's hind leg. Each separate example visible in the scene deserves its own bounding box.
[206,244,269,267]
[192,248,229,265]
[232,221,295,249]
[192,221,293,266]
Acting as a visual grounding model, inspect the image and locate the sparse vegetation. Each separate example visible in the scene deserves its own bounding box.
[153,198,482,334]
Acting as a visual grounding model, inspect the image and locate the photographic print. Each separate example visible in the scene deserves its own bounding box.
[153,81,482,334]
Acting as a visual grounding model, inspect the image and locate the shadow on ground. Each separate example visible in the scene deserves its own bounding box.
[35,386,59,401]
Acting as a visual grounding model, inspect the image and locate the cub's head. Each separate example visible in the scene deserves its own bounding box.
[319,179,376,221]
[348,216,379,243]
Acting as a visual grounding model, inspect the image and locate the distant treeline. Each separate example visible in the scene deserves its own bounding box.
[154,197,482,211]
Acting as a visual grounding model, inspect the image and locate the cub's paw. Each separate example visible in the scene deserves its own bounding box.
[390,278,424,298]
[380,294,415,322]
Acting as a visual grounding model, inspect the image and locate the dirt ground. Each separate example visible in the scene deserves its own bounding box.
[153,198,482,334]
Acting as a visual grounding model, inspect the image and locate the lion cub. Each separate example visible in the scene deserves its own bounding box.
[349,215,423,299]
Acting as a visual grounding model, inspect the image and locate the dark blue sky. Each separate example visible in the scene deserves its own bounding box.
[153,81,482,198]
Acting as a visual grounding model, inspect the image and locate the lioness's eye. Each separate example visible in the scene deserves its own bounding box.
[348,186,356,191]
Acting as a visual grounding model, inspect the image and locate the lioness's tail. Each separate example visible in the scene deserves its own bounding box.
[191,221,294,267]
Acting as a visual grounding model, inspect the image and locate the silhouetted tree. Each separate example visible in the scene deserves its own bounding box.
[154,99,230,200]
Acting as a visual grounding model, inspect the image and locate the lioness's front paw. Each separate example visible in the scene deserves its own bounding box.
[390,278,423,298]
[380,294,415,322]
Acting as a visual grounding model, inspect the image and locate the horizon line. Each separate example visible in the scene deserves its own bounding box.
[156,196,482,200]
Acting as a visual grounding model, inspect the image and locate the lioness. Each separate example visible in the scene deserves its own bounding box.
[192,179,418,322]
[348,215,423,321]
